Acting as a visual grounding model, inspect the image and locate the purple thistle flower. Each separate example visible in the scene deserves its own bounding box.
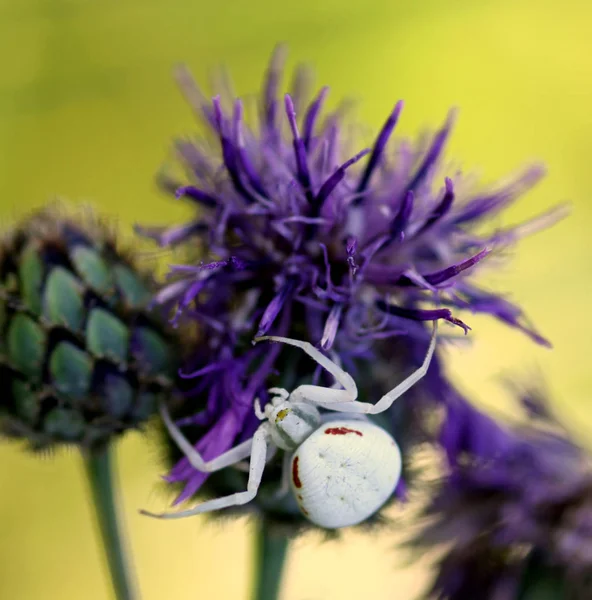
[414,386,592,599]
[142,47,562,526]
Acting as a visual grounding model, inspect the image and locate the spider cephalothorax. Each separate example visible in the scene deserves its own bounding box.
[142,322,437,529]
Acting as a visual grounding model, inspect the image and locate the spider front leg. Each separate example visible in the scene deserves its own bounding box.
[254,335,358,405]
[141,426,270,519]
[256,320,438,415]
[362,320,438,414]
[321,319,438,414]
[159,400,254,472]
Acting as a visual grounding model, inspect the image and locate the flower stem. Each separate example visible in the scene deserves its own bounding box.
[517,551,567,599]
[251,522,290,600]
[83,444,137,600]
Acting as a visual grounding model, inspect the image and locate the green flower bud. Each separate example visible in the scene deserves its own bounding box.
[0,205,178,451]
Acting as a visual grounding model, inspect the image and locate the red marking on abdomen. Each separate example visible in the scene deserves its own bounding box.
[295,492,308,515]
[292,456,302,488]
[324,427,363,437]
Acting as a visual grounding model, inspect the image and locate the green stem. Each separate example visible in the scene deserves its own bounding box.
[517,551,567,600]
[83,444,137,600]
[251,523,290,600]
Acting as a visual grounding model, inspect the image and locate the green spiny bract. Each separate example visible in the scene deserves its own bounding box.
[0,206,177,451]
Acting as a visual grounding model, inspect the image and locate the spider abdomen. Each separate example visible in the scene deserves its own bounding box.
[290,419,402,528]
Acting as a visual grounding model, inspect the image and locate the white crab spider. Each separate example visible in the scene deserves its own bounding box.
[141,321,438,529]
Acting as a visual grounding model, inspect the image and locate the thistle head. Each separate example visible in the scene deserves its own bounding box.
[142,47,562,528]
[415,386,592,599]
[0,205,178,452]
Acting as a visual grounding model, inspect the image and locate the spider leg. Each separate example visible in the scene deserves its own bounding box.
[268,387,289,400]
[319,411,369,424]
[255,335,357,401]
[256,322,436,415]
[315,320,438,414]
[254,397,266,420]
[291,385,356,405]
[160,401,254,472]
[141,427,269,519]
[235,442,278,472]
[367,319,438,414]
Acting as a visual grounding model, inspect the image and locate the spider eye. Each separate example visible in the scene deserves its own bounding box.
[275,408,291,423]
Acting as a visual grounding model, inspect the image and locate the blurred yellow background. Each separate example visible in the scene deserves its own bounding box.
[1,0,591,598]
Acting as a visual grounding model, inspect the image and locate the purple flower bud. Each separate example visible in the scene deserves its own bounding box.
[414,385,592,599]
